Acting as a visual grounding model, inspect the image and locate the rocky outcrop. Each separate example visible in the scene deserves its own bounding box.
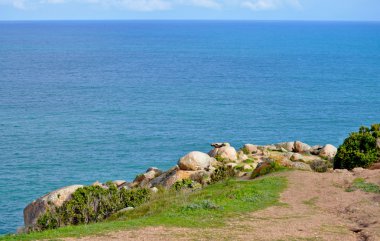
[318,144,337,160]
[23,139,341,232]
[178,151,212,171]
[23,185,83,228]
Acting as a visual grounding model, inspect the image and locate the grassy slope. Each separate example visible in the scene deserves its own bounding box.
[2,175,287,241]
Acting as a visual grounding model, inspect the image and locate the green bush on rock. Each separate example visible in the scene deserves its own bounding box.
[173,179,202,191]
[36,184,150,231]
[210,166,235,184]
[334,124,380,170]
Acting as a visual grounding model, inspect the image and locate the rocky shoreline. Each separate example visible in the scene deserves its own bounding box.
[23,140,338,232]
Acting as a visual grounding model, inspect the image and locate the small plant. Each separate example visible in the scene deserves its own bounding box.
[173,179,201,191]
[310,159,328,173]
[210,165,235,184]
[243,159,254,164]
[215,156,229,163]
[234,163,253,172]
[334,124,380,170]
[182,200,220,211]
[346,178,380,193]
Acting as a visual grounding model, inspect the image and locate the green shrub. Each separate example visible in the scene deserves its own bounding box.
[36,185,150,231]
[243,159,254,164]
[210,166,235,184]
[310,159,328,173]
[334,124,380,170]
[173,179,201,191]
[241,147,250,155]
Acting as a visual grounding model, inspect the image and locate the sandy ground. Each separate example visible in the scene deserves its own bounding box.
[68,169,380,241]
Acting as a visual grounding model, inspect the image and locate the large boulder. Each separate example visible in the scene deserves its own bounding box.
[178,151,212,171]
[209,143,237,161]
[318,144,337,160]
[293,141,311,153]
[24,185,83,228]
[376,138,380,149]
[243,144,258,154]
[275,142,294,152]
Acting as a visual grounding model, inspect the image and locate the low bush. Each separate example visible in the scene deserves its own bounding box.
[334,124,380,170]
[310,159,328,173]
[36,184,150,231]
[173,179,201,191]
[210,166,235,184]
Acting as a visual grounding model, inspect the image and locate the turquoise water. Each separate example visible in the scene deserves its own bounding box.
[0,21,380,234]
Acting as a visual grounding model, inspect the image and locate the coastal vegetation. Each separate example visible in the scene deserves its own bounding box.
[5,124,380,240]
[1,176,287,241]
[35,185,150,231]
[334,124,380,170]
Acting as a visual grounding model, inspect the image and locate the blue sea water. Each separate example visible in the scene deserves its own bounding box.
[0,20,380,234]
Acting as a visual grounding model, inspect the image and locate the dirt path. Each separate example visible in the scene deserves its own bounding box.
[69,170,380,241]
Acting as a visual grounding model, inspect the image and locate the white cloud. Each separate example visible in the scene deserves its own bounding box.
[116,0,172,11]
[189,0,221,9]
[0,0,302,11]
[0,0,27,9]
[241,0,301,11]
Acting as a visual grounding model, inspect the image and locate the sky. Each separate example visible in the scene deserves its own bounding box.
[0,0,379,21]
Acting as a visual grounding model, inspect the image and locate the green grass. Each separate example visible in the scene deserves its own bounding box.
[1,176,287,241]
[346,178,380,193]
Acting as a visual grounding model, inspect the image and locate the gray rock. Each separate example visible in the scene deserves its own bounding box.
[133,167,163,188]
[211,142,229,148]
[310,145,323,155]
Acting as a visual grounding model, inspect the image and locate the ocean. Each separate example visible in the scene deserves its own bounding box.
[0,20,379,234]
